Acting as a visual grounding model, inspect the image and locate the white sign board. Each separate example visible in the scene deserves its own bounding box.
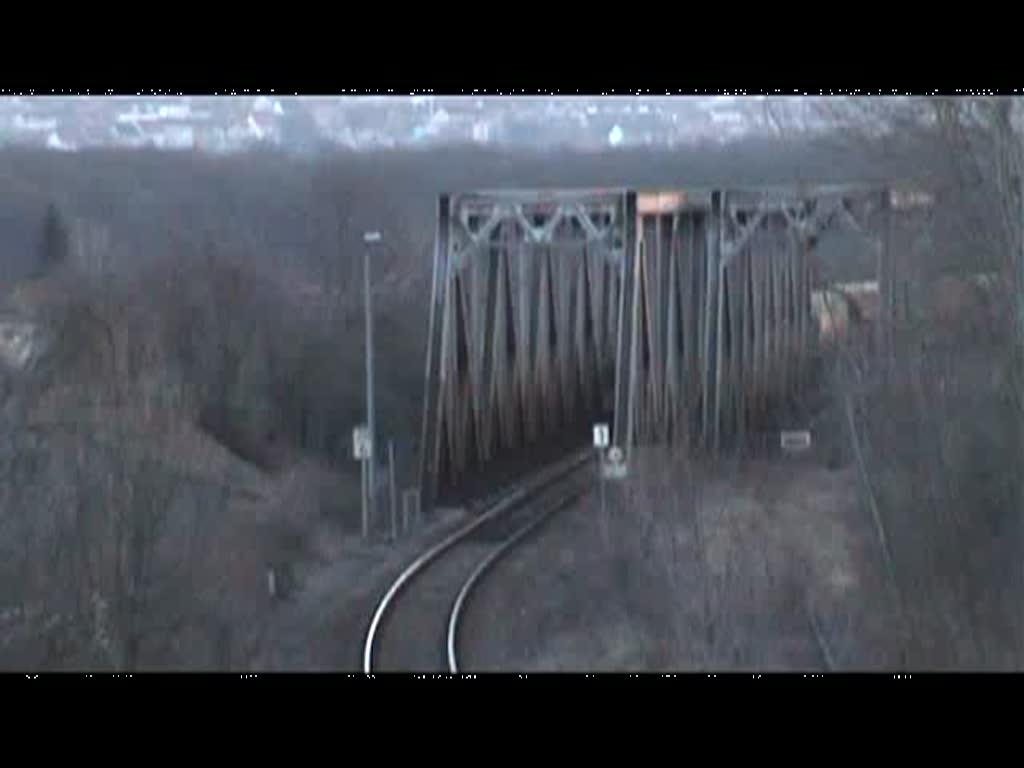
[353,426,373,461]
[780,430,812,453]
[602,445,627,480]
[593,423,610,449]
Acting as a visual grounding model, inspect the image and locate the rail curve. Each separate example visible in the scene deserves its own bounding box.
[362,450,590,674]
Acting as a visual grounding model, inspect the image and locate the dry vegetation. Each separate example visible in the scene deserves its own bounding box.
[509,291,1019,671]
[560,98,1024,671]
[584,447,894,670]
[846,292,1023,668]
[0,150,433,670]
[1,113,1020,671]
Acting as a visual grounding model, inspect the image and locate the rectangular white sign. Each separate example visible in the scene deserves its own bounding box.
[780,430,812,453]
[353,426,373,460]
[593,423,610,449]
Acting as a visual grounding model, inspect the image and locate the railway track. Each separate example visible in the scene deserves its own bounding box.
[362,450,591,674]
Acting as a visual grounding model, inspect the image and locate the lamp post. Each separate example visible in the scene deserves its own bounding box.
[364,230,381,531]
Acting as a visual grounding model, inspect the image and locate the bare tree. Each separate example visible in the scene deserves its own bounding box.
[35,203,70,277]
[808,96,1024,668]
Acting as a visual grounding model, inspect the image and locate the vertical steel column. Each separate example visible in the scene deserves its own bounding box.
[363,237,377,527]
[701,195,720,448]
[613,191,637,452]
[880,187,894,368]
[626,211,646,452]
[713,191,726,454]
[419,195,451,510]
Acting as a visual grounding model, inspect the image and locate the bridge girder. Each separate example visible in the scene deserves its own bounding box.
[419,183,914,507]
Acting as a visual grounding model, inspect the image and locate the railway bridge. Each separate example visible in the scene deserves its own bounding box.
[418,183,930,506]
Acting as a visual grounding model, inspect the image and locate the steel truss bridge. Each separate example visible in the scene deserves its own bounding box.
[418,184,931,506]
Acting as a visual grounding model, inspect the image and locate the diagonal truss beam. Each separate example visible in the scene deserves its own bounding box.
[422,183,915,506]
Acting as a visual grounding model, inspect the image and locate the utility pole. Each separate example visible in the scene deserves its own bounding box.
[593,423,610,543]
[364,230,381,528]
[388,439,398,542]
[355,423,371,539]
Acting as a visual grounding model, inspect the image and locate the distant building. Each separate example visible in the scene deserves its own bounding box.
[706,109,748,142]
[471,121,491,144]
[429,108,450,133]
[111,120,147,147]
[151,124,194,150]
[13,114,58,133]
[253,96,284,116]
[45,132,75,151]
[245,111,281,144]
[157,103,190,120]
[116,105,160,125]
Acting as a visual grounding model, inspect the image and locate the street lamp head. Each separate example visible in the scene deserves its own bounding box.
[363,231,383,244]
